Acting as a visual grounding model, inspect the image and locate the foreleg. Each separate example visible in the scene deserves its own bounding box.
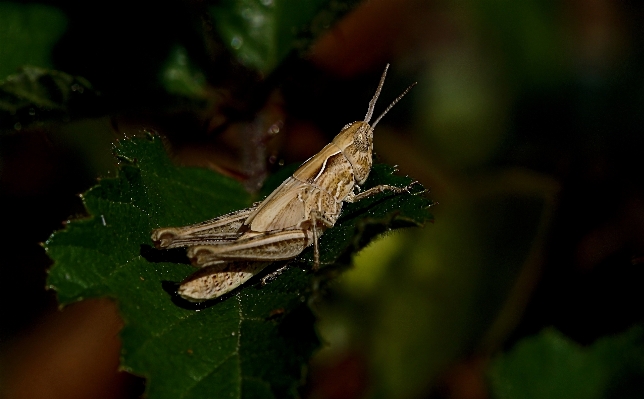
[344,181,422,203]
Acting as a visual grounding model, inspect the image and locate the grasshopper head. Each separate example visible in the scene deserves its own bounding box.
[332,64,416,184]
[332,121,374,184]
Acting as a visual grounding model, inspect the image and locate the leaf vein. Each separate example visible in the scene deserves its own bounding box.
[179,351,238,399]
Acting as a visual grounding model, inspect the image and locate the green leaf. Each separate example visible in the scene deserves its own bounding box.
[209,0,358,74]
[0,2,67,79]
[489,326,644,399]
[45,134,432,399]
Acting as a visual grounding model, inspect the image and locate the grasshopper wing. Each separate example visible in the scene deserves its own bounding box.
[245,177,342,232]
[243,177,309,231]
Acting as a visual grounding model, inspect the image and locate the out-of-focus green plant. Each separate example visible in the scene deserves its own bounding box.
[489,326,644,399]
[0,2,67,78]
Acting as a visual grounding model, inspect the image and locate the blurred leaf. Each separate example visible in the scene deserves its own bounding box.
[0,66,99,133]
[474,0,569,89]
[0,2,67,78]
[417,54,509,169]
[45,134,432,399]
[160,46,208,99]
[209,0,358,74]
[343,232,406,296]
[489,326,644,399]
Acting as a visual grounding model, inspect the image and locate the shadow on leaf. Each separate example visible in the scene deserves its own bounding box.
[140,244,191,264]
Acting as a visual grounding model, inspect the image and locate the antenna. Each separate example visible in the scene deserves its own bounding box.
[371,81,417,129]
[364,64,390,123]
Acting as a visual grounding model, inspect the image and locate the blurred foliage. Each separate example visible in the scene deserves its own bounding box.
[321,171,556,398]
[0,2,67,78]
[473,0,569,90]
[160,46,208,99]
[489,326,644,399]
[0,66,99,132]
[210,0,358,74]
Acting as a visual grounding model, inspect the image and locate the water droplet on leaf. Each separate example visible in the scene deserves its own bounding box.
[231,36,243,50]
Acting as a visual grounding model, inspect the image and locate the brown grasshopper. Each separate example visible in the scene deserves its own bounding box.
[152,64,417,301]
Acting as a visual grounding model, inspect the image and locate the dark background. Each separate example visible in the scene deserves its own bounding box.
[1,0,643,398]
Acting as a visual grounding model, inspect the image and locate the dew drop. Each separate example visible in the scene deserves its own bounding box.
[28,108,35,116]
[70,83,84,93]
[13,122,21,131]
[268,122,281,135]
[230,36,243,50]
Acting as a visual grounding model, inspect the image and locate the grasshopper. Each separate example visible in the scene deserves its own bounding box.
[152,64,417,301]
